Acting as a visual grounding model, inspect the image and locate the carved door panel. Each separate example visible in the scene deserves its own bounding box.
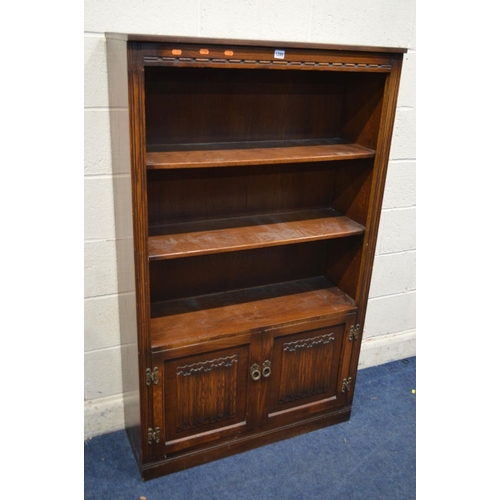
[152,333,260,456]
[265,313,357,427]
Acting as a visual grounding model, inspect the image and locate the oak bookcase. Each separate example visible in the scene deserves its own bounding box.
[105,33,405,480]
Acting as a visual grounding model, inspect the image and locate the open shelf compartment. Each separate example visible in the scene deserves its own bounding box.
[148,236,364,351]
[150,276,357,351]
[144,66,386,157]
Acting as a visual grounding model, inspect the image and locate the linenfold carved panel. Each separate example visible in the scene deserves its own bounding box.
[279,332,336,404]
[175,355,239,431]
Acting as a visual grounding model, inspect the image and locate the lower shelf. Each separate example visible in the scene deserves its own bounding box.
[150,276,357,351]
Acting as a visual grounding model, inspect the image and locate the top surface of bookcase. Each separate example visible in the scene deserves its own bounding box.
[104,32,407,54]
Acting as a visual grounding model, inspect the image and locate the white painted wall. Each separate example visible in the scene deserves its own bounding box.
[84,0,416,438]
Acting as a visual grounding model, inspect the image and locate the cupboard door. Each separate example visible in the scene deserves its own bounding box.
[266,314,356,426]
[152,334,260,456]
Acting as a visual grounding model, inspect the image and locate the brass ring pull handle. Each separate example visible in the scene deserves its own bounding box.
[250,363,261,381]
[262,360,272,378]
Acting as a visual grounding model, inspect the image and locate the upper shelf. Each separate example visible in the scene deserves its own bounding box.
[146,139,375,169]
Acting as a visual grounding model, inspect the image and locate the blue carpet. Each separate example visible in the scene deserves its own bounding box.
[85,357,416,499]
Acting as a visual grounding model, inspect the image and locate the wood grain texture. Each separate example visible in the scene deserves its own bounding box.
[173,353,242,431]
[352,55,404,332]
[278,331,336,404]
[141,407,352,479]
[106,36,142,465]
[148,209,365,260]
[152,334,260,455]
[150,277,356,351]
[147,162,338,227]
[347,54,405,405]
[264,314,355,428]
[144,66,344,147]
[107,34,405,480]
[339,74,385,150]
[146,141,375,169]
[126,42,153,461]
[105,32,407,54]
[149,240,333,303]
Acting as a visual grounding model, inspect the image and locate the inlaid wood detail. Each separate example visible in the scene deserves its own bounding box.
[175,355,239,431]
[143,55,392,71]
[279,332,336,404]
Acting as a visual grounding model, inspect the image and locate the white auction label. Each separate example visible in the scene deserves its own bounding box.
[274,49,285,59]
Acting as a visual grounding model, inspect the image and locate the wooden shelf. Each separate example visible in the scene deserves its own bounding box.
[148,209,365,261]
[150,276,357,350]
[146,139,375,169]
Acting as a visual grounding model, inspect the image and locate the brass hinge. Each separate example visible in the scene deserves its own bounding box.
[147,427,161,445]
[349,324,360,341]
[146,367,159,386]
[341,377,352,393]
